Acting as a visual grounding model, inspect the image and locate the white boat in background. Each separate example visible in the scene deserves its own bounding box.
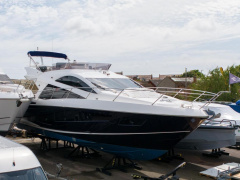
[176,120,236,150]
[224,101,240,145]
[0,72,34,136]
[196,102,240,146]
[154,87,238,150]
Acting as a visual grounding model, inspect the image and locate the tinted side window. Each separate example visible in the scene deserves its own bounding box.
[39,84,84,99]
[39,84,55,99]
[56,76,94,93]
[118,118,146,126]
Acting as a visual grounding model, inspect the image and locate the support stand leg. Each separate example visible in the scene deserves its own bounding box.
[202,148,229,157]
[157,149,184,163]
[96,156,142,176]
[40,137,48,151]
[228,145,240,150]
[67,146,101,158]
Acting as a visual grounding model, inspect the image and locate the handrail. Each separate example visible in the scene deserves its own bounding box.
[113,89,124,101]
[173,89,183,98]
[0,84,22,93]
[199,91,230,109]
[11,76,229,109]
[28,85,228,109]
[86,88,94,99]
[193,91,205,102]
[152,93,165,105]
[204,119,237,127]
[66,88,72,98]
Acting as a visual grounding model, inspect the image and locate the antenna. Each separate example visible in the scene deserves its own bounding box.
[185,68,187,88]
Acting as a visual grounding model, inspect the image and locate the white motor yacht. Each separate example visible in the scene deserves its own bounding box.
[17,51,209,160]
[0,72,34,136]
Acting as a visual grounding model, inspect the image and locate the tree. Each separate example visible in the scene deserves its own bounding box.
[181,70,205,78]
[190,65,240,102]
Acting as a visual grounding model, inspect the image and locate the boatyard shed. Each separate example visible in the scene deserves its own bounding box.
[149,79,163,87]
[126,75,153,81]
[157,77,196,88]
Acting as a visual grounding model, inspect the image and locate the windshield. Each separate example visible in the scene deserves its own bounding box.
[87,78,142,90]
[0,167,47,180]
[0,74,13,84]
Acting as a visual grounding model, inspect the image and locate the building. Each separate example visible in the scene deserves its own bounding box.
[157,76,197,88]
[126,75,153,82]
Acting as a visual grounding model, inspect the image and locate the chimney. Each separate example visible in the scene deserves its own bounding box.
[193,76,197,83]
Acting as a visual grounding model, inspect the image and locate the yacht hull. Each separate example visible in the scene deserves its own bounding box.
[227,103,240,145]
[15,100,32,124]
[176,125,236,150]
[235,128,240,145]
[0,98,19,136]
[18,104,205,160]
[17,124,167,160]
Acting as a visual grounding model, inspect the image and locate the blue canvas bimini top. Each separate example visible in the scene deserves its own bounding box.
[27,51,67,59]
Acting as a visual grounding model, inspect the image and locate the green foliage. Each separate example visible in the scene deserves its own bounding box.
[190,65,240,102]
[181,69,205,78]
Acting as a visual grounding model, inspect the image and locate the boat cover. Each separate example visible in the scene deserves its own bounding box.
[27,51,67,59]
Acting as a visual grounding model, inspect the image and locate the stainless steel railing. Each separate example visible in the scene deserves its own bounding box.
[204,119,238,127]
[20,83,229,109]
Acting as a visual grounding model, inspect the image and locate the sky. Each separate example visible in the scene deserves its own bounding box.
[1,0,240,78]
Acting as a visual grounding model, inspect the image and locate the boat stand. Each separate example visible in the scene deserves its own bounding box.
[228,144,240,150]
[132,162,186,180]
[39,136,75,151]
[96,156,142,176]
[67,145,101,158]
[157,149,184,163]
[202,148,229,158]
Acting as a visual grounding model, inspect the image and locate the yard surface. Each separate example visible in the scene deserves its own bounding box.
[10,137,240,180]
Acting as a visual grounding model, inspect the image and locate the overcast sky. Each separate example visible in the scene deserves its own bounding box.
[1,0,240,78]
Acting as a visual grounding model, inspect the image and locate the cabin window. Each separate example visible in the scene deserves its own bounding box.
[87,78,142,90]
[118,117,146,126]
[56,76,94,93]
[0,74,13,84]
[39,84,83,99]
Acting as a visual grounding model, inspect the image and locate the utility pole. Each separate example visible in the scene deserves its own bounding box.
[185,68,187,88]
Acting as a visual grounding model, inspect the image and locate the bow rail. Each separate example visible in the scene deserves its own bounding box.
[14,80,229,109]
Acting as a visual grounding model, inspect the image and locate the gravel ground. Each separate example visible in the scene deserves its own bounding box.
[9,136,240,180]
